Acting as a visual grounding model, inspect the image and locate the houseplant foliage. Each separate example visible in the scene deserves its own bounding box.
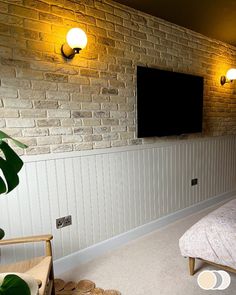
[0,274,30,295]
[0,131,30,294]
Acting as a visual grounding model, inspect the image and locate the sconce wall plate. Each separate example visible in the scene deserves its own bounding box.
[61,43,81,59]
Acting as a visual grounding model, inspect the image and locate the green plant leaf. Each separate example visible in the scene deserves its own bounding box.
[0,177,7,194]
[0,131,27,149]
[0,141,24,174]
[0,228,4,240]
[0,274,30,295]
[0,158,19,194]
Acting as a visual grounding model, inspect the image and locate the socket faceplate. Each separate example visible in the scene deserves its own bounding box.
[56,215,72,229]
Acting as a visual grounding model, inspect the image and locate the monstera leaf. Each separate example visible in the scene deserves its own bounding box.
[0,274,30,295]
[0,131,27,195]
[0,131,27,240]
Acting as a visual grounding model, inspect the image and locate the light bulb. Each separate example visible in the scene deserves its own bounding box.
[66,28,87,50]
[226,68,236,80]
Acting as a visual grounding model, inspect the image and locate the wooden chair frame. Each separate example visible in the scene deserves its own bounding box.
[0,235,55,295]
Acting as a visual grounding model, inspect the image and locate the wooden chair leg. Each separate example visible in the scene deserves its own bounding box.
[49,265,56,295]
[189,257,195,276]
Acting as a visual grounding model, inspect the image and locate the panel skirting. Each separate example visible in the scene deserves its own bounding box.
[1,135,236,265]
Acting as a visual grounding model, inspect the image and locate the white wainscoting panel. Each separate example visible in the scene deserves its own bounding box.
[1,135,236,265]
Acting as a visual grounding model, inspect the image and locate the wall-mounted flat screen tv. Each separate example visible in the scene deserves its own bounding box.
[137,66,204,137]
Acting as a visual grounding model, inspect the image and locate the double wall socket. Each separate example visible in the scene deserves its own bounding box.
[56,215,72,229]
[191,178,198,186]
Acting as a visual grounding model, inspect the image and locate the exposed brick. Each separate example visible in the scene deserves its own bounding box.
[48,109,70,118]
[26,146,50,155]
[59,101,80,110]
[58,83,80,92]
[23,128,48,136]
[20,109,46,118]
[0,2,8,13]
[0,88,18,98]
[32,80,57,91]
[16,68,43,79]
[0,57,30,68]
[106,13,123,25]
[71,93,92,102]
[75,12,95,25]
[72,111,92,118]
[93,111,109,118]
[9,4,38,19]
[73,142,93,151]
[74,127,93,135]
[94,2,114,13]
[37,119,60,127]
[10,26,39,41]
[97,37,115,47]
[0,12,23,27]
[34,100,58,109]
[6,118,35,127]
[96,19,114,30]
[81,102,100,110]
[132,30,147,40]
[50,127,72,135]
[51,144,72,153]
[3,98,32,109]
[46,91,69,101]
[24,19,51,32]
[102,88,118,95]
[0,109,19,118]
[131,14,147,24]
[44,73,68,82]
[24,0,50,12]
[0,0,235,154]
[80,69,99,77]
[62,134,83,143]
[39,12,63,24]
[1,78,30,89]
[51,5,74,19]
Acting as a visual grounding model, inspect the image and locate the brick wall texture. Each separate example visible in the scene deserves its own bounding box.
[0,0,236,154]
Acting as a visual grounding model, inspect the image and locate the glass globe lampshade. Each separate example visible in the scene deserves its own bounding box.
[66,28,87,50]
[226,68,236,81]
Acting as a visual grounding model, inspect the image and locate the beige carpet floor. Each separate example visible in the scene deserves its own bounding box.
[60,201,236,295]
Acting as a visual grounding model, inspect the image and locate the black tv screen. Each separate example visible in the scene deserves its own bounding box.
[137,66,203,137]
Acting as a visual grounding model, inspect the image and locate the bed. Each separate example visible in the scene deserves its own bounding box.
[179,198,236,275]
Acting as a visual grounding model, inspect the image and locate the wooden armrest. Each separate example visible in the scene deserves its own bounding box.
[0,235,53,246]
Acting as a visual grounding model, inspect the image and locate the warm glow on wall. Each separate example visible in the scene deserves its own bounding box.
[61,28,87,59]
[220,68,236,85]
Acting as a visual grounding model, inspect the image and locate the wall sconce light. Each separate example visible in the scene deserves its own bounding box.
[61,28,87,59]
[220,68,236,85]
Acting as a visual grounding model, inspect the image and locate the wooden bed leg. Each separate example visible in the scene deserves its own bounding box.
[189,257,195,276]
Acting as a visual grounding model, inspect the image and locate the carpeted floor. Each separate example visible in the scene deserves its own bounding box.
[59,202,236,295]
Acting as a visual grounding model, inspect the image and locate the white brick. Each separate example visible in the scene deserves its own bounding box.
[51,144,73,153]
[46,91,69,101]
[0,88,18,98]
[37,136,62,145]
[23,128,48,137]
[73,142,93,151]
[6,119,35,128]
[50,127,72,135]
[48,110,70,118]
[3,99,32,109]
[62,135,83,143]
